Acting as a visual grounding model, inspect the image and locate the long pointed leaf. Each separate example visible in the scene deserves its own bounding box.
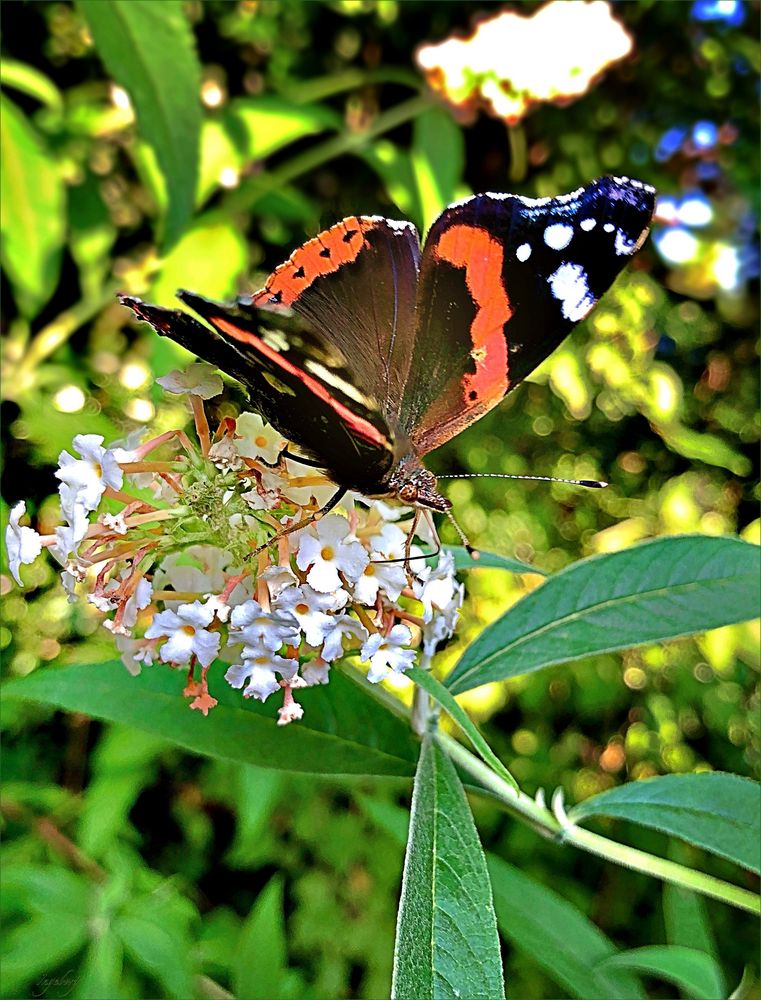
[392,735,504,999]
[599,946,726,1000]
[569,772,761,873]
[447,535,760,694]
[3,661,418,777]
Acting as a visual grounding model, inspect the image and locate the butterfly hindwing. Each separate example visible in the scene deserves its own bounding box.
[399,176,655,456]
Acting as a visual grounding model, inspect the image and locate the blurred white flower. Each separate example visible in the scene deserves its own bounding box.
[145,600,221,667]
[157,363,223,399]
[5,502,42,586]
[295,514,369,592]
[361,624,416,683]
[321,613,369,662]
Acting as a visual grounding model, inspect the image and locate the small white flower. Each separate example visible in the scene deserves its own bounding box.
[225,643,298,701]
[144,599,221,667]
[115,634,158,676]
[55,434,123,515]
[241,486,280,511]
[61,568,79,603]
[360,624,416,683]
[235,412,286,465]
[413,551,461,623]
[353,524,409,605]
[153,546,233,599]
[274,585,347,647]
[230,599,300,651]
[5,502,42,586]
[301,657,330,686]
[320,614,369,662]
[102,511,128,535]
[103,577,153,636]
[260,564,299,598]
[295,514,369,592]
[157,363,223,399]
[209,437,245,472]
[277,698,304,726]
[369,499,411,522]
[49,510,89,566]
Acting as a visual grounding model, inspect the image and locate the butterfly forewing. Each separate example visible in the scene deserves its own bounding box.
[400,176,656,456]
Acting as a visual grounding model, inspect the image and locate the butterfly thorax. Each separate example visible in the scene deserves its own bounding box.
[384,457,452,512]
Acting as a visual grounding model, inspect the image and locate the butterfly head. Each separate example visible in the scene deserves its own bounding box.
[388,459,452,512]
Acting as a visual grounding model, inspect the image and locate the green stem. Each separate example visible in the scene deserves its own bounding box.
[282,67,421,105]
[221,92,434,215]
[507,123,527,184]
[438,731,760,915]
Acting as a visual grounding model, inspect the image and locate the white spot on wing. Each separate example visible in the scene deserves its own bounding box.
[614,229,636,255]
[580,218,596,231]
[543,223,574,250]
[548,263,596,322]
[516,243,531,262]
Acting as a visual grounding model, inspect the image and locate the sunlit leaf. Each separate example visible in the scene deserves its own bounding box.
[569,772,761,873]
[77,0,201,247]
[227,96,341,161]
[4,660,419,778]
[0,59,63,115]
[411,106,466,231]
[599,946,725,1000]
[487,856,646,999]
[392,735,504,1000]
[362,139,421,221]
[446,535,761,693]
[446,545,546,574]
[0,95,65,317]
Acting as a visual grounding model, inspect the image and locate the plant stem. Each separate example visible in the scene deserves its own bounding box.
[282,67,421,104]
[222,92,434,216]
[437,731,760,915]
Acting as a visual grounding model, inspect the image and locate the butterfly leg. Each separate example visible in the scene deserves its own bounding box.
[249,487,347,559]
[255,446,326,472]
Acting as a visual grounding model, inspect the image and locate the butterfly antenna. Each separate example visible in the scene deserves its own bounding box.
[438,473,608,488]
[444,508,480,560]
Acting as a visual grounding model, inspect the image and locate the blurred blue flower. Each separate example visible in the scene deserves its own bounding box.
[655,126,687,162]
[691,120,719,149]
[690,0,745,26]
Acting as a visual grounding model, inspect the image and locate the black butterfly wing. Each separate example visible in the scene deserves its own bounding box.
[119,293,398,494]
[245,215,421,418]
[397,176,656,456]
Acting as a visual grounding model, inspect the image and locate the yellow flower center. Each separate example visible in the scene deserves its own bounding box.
[181,625,196,636]
[255,435,268,448]
[295,603,309,615]
[364,564,376,577]
[321,546,334,561]
[254,655,269,666]
[94,462,103,478]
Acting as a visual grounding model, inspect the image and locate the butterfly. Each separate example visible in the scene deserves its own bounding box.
[120,175,655,531]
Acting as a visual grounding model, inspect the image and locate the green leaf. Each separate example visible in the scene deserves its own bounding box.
[150,210,249,310]
[569,772,761,874]
[407,668,518,790]
[75,930,124,1000]
[663,883,720,965]
[356,794,410,849]
[0,914,89,997]
[1,865,90,917]
[0,94,65,317]
[411,107,466,231]
[392,735,504,1000]
[227,96,340,161]
[487,855,646,1000]
[233,877,288,1000]
[599,946,726,1000]
[77,0,201,247]
[0,59,63,115]
[4,661,419,778]
[69,173,117,300]
[446,535,761,694]
[361,140,421,221]
[115,913,195,999]
[445,545,546,574]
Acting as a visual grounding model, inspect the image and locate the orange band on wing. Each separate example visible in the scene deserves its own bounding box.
[250,216,371,307]
[211,316,391,450]
[434,225,513,404]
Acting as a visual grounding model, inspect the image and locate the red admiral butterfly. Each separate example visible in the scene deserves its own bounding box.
[121,175,654,527]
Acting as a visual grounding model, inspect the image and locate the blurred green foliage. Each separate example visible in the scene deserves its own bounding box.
[1,1,759,997]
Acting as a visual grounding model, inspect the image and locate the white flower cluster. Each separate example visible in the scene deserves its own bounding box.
[5,364,464,724]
